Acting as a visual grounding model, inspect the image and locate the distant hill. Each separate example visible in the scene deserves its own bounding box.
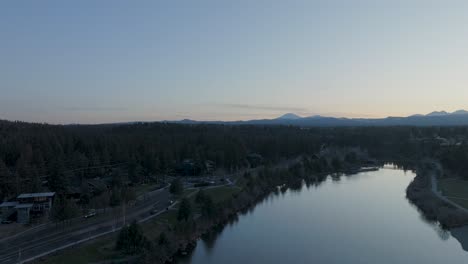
[426,111,449,117]
[170,110,468,127]
[453,110,468,115]
[276,113,302,120]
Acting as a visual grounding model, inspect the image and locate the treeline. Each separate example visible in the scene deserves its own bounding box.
[118,153,369,263]
[0,121,322,199]
[406,161,468,228]
[438,145,468,179]
[2,119,468,199]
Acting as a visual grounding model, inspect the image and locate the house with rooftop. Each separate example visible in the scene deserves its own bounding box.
[17,192,55,213]
[15,192,55,223]
[0,201,19,222]
[16,203,33,224]
[87,178,108,194]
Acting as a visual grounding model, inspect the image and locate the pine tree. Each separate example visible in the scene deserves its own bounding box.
[169,178,183,195]
[177,198,192,222]
[50,195,79,223]
[201,195,216,218]
[0,159,11,200]
[116,221,150,255]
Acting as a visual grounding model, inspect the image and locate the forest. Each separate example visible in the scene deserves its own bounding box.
[1,119,468,201]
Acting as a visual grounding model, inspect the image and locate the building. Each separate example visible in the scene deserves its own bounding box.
[87,178,108,194]
[15,203,33,224]
[0,192,56,224]
[17,192,55,213]
[16,192,55,223]
[0,201,18,221]
[205,160,216,174]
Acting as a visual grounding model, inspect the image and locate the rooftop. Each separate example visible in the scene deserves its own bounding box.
[15,203,33,209]
[0,201,19,207]
[17,192,56,199]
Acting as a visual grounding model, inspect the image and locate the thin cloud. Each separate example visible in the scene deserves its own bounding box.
[318,112,381,118]
[62,106,128,112]
[219,103,308,113]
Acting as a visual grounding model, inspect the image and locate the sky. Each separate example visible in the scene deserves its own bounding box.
[2,1,468,124]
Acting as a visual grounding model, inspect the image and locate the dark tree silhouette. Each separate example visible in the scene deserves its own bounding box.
[177,198,192,222]
[116,221,150,255]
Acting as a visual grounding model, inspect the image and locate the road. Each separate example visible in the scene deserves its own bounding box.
[0,187,171,264]
[0,158,302,264]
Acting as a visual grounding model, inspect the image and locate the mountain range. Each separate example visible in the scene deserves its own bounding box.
[168,110,468,127]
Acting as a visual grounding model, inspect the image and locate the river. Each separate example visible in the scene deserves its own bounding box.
[177,165,468,264]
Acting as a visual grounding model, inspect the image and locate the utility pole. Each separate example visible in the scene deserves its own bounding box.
[112,208,116,232]
[17,247,21,264]
[122,202,126,226]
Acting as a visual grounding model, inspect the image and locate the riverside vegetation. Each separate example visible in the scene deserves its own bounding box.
[2,121,468,262]
[120,153,374,263]
[406,161,468,228]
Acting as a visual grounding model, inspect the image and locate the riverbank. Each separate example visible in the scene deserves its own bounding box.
[156,164,378,263]
[173,166,468,264]
[406,164,468,229]
[33,161,375,264]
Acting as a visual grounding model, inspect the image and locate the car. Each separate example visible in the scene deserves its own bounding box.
[150,209,159,215]
[84,210,97,218]
[169,200,174,205]
[1,220,13,224]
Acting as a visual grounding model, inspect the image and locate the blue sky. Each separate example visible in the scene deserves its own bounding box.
[2,1,468,123]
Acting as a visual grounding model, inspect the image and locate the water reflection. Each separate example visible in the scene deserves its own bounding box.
[201,225,223,253]
[451,227,468,251]
[435,225,451,241]
[178,168,468,264]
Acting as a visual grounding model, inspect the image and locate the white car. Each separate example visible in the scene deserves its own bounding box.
[84,210,97,218]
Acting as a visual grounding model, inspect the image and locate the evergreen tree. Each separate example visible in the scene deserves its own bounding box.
[169,178,183,195]
[158,232,169,246]
[177,198,192,222]
[195,190,207,205]
[0,159,11,200]
[201,195,216,218]
[110,187,122,207]
[50,195,80,223]
[116,221,150,255]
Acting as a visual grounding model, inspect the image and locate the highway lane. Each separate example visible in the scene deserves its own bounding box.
[1,184,221,264]
[0,188,171,264]
[1,159,301,264]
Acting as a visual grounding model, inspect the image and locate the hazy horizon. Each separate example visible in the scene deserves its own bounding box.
[3,1,468,124]
[4,108,468,125]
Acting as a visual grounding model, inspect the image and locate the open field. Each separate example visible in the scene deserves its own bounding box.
[439,178,468,209]
[34,235,118,264]
[135,183,162,196]
[204,186,241,203]
[141,210,178,239]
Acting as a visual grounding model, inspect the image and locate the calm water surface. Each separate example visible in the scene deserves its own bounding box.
[178,167,468,264]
